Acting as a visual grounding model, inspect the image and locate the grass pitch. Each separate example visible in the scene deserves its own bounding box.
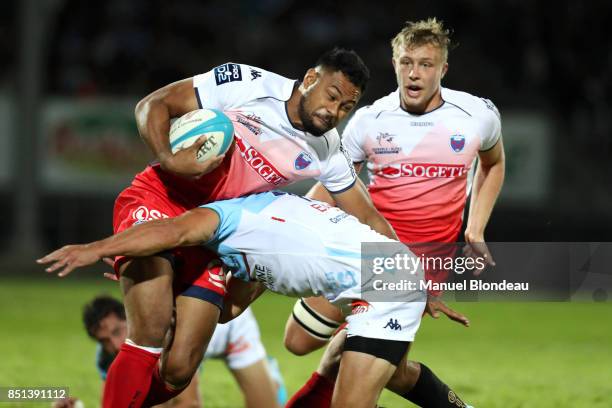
[1,276,610,407]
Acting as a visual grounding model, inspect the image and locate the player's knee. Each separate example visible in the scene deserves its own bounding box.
[387,360,420,394]
[283,327,317,356]
[284,298,341,355]
[163,349,203,387]
[163,362,197,388]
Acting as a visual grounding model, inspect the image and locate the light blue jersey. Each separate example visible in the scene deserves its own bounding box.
[202,191,393,301]
[202,191,427,343]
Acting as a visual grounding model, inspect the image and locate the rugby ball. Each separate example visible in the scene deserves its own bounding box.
[169,109,234,162]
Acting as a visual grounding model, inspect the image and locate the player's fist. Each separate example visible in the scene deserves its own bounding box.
[161,136,226,179]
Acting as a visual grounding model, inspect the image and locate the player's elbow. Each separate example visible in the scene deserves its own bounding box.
[135,87,171,129]
[174,225,198,248]
[134,96,157,132]
[135,89,156,117]
[134,97,147,118]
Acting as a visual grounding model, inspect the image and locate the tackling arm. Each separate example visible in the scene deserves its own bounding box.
[37,208,220,277]
[332,176,398,240]
[311,160,395,239]
[306,162,364,205]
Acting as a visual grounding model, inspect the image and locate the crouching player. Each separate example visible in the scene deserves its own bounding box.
[52,296,284,408]
[39,190,472,408]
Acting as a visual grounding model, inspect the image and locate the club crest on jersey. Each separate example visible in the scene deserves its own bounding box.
[294,151,313,170]
[450,134,466,153]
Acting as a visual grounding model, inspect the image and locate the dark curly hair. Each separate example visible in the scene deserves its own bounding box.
[82,295,125,338]
[315,47,370,92]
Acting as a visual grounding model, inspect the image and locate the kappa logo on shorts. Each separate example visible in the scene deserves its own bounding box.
[132,206,169,225]
[383,318,402,331]
[214,63,242,85]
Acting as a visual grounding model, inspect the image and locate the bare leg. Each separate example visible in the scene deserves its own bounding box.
[160,295,220,388]
[386,360,421,394]
[120,257,175,347]
[102,256,174,408]
[331,350,402,408]
[318,333,467,408]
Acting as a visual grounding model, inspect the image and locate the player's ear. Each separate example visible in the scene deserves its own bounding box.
[302,68,319,90]
[441,62,449,79]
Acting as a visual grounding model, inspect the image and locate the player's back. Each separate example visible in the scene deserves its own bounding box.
[202,191,393,299]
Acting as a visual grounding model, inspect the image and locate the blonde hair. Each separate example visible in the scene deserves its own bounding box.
[391,18,451,61]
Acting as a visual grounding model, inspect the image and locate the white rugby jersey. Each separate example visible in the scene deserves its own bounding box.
[343,88,501,243]
[201,191,394,301]
[191,63,357,200]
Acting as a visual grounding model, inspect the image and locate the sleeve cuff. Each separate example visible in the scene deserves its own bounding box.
[324,177,357,195]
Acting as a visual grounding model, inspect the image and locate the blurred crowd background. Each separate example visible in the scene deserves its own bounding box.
[0,0,610,262]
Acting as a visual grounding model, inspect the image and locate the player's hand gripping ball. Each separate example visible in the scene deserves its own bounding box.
[169,109,234,162]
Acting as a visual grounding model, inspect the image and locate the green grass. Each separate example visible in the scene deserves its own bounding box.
[1,277,611,407]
